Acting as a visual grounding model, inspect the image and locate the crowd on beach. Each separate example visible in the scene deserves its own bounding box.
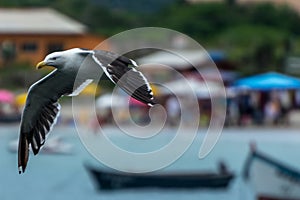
[226,90,299,127]
[1,88,300,129]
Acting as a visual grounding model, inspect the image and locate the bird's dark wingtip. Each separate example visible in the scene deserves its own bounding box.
[18,131,29,174]
[32,148,40,155]
[148,102,155,107]
[18,166,25,174]
[148,98,158,107]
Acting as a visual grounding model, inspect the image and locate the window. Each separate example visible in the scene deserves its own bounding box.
[22,42,38,52]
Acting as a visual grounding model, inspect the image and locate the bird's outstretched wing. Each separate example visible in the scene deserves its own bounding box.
[92,50,155,106]
[18,49,155,173]
[18,70,88,173]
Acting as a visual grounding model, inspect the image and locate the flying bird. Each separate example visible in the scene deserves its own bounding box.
[18,48,155,174]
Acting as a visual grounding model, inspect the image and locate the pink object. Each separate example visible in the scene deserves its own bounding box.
[0,90,14,103]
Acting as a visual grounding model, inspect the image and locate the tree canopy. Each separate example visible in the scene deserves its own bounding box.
[1,0,300,74]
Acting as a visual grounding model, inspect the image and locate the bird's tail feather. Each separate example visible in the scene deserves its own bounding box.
[18,132,29,174]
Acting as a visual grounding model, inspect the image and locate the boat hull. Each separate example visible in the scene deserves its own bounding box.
[86,166,234,190]
[244,148,300,200]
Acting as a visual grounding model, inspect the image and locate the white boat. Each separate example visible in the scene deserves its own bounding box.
[8,136,73,154]
[243,144,300,200]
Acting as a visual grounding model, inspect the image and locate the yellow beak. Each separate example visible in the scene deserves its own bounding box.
[36,61,47,69]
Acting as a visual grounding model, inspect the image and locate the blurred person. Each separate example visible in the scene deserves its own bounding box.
[237,91,253,126]
[166,95,180,127]
[295,90,300,108]
[278,90,291,125]
[226,98,239,126]
[264,97,281,125]
[90,108,114,134]
[250,91,263,125]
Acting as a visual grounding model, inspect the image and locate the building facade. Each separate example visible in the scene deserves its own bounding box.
[0,8,106,66]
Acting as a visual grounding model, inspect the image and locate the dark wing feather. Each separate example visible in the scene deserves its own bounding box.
[18,70,74,174]
[92,50,156,106]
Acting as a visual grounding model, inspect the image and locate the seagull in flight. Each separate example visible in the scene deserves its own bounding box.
[18,48,155,174]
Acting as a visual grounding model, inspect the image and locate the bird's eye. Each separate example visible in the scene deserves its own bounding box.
[52,57,58,60]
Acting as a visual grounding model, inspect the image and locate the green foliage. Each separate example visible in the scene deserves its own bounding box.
[215,25,289,74]
[156,2,236,39]
[0,63,43,90]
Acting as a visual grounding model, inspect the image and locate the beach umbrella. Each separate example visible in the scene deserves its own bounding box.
[96,93,127,109]
[0,89,14,103]
[234,72,300,90]
[159,78,223,98]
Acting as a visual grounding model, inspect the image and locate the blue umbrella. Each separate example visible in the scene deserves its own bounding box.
[234,72,300,90]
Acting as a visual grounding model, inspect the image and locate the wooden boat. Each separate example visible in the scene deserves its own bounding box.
[243,144,300,200]
[85,162,234,190]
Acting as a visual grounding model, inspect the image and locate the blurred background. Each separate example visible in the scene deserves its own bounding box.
[1,0,300,200]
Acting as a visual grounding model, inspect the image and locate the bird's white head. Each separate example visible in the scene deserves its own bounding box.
[36,48,91,70]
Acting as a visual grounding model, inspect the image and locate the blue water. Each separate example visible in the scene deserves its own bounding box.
[1,125,300,200]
